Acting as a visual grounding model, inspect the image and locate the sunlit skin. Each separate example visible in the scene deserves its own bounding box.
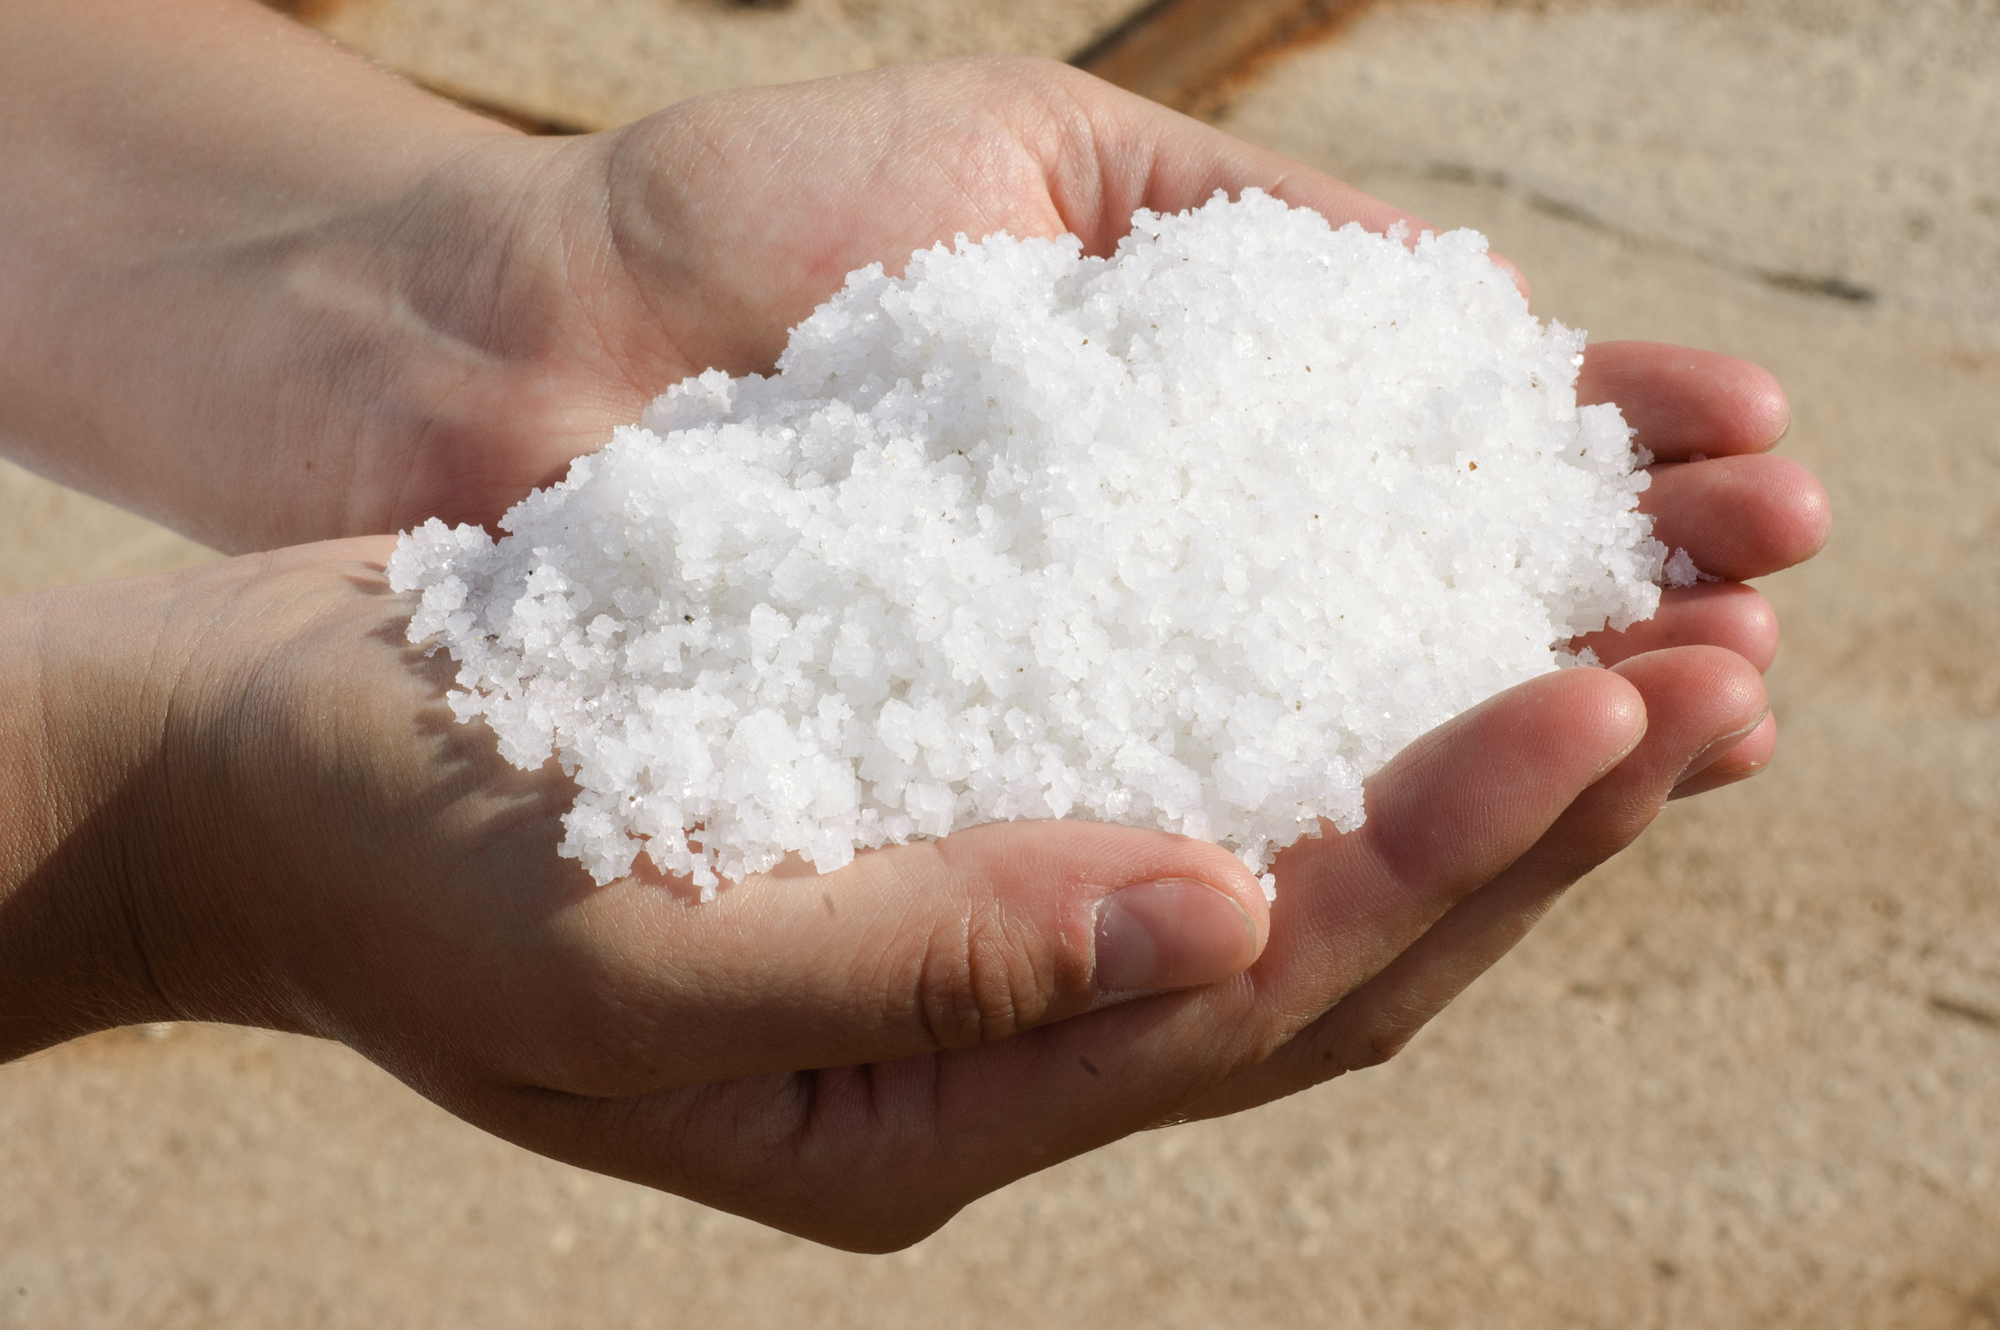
[0,2,1827,1252]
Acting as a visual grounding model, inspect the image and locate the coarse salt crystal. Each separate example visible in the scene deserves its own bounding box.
[389,189,1665,891]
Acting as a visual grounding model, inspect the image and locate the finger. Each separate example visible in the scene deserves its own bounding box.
[1175,645,1767,1121]
[1488,250,1532,303]
[1641,454,1832,580]
[1573,582,1779,671]
[1246,667,1645,1021]
[529,818,1269,1096]
[1056,76,1540,298]
[1048,68,1425,245]
[896,671,1649,1178]
[1579,341,1790,461]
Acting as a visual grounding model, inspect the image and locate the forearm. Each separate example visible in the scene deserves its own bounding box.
[0,0,525,549]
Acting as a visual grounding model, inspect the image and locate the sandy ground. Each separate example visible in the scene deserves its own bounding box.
[3,2,1997,1326]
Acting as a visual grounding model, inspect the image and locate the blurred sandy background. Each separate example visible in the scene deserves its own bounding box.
[3,1,1996,1325]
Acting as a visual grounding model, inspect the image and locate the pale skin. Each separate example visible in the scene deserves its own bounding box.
[0,0,1828,1252]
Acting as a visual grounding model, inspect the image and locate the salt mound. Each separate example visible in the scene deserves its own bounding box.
[388,189,1663,897]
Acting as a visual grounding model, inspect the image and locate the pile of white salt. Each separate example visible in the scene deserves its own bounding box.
[388,189,1665,897]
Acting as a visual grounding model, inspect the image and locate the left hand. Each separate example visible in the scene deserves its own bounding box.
[0,33,1809,572]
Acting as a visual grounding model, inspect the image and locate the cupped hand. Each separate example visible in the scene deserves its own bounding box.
[21,46,1826,594]
[10,330,1823,1247]
[325,56,1832,623]
[22,536,1268,1081]
[307,56,1427,549]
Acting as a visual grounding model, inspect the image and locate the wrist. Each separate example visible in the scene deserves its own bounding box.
[0,0,562,550]
[319,131,687,538]
[0,552,358,1058]
[0,579,188,1057]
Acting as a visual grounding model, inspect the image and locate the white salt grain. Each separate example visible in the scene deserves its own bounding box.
[1662,547,1718,588]
[1663,547,1700,588]
[388,190,1665,896]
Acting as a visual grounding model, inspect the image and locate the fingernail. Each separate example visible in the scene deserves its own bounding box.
[1674,708,1769,786]
[1094,879,1258,994]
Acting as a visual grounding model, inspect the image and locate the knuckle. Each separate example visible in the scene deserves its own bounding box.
[910,909,1051,1051]
[815,1203,957,1255]
[1345,1024,1415,1073]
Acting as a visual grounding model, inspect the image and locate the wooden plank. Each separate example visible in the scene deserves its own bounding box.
[263,0,1151,133]
[1074,0,1366,114]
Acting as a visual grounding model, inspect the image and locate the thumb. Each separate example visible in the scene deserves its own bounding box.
[547,819,1270,1095]
[1048,72,1530,299]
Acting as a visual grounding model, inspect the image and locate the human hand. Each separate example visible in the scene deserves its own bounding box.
[0,349,1823,1247]
[0,25,1781,561]
[0,538,1274,1172]
[345,55,1431,545]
